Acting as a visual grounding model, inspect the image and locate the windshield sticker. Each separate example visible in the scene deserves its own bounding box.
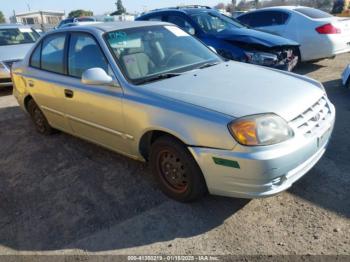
[164,26,189,37]
[19,28,32,33]
[108,31,128,47]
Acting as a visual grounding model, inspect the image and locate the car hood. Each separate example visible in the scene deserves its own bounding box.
[216,28,299,47]
[144,62,324,121]
[0,43,34,61]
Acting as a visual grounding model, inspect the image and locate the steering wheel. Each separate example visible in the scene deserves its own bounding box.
[165,51,185,67]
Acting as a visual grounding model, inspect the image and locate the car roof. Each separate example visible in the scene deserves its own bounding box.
[55,21,170,33]
[0,23,33,29]
[251,5,310,12]
[60,21,101,28]
[142,6,216,16]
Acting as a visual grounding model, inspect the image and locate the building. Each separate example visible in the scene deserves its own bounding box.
[11,10,65,31]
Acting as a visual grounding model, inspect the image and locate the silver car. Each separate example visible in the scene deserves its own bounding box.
[0,24,40,87]
[12,22,335,202]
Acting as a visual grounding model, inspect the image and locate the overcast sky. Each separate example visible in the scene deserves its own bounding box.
[1,0,233,18]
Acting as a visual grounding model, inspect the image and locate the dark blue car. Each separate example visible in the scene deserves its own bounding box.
[137,6,300,71]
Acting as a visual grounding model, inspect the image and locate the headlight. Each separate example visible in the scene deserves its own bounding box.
[228,114,294,146]
[0,62,8,71]
[244,51,278,66]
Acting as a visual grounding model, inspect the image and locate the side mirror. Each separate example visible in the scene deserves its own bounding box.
[81,68,114,86]
[188,27,196,35]
[187,28,196,35]
[209,46,217,54]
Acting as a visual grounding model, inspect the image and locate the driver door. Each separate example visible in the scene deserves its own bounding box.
[60,32,131,155]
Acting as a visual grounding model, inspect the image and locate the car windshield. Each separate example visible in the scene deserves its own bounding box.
[295,7,333,19]
[0,28,40,46]
[105,25,222,85]
[191,12,245,33]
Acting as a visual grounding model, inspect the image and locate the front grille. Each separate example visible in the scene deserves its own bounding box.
[290,96,332,137]
[0,78,12,83]
[3,60,20,69]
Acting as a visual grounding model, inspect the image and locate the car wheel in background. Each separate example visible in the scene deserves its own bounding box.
[27,99,55,135]
[150,136,207,202]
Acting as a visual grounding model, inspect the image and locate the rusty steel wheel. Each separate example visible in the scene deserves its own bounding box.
[156,149,189,193]
[150,136,207,202]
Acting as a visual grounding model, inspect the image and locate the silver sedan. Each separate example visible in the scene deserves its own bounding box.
[0,24,40,87]
[12,21,335,202]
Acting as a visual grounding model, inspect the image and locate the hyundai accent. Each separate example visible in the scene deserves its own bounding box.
[12,22,335,202]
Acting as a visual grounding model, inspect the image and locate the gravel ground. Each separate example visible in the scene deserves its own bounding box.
[0,54,349,257]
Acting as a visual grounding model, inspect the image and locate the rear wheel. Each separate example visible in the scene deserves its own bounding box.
[27,99,55,135]
[150,136,207,202]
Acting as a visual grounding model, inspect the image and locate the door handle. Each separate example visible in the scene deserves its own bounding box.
[64,89,74,98]
[28,80,35,87]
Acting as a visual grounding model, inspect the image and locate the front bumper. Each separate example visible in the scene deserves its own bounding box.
[273,55,298,72]
[0,77,12,87]
[189,105,335,199]
[0,68,12,87]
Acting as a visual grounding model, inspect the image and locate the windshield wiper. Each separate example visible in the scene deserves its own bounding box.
[197,61,220,69]
[135,73,182,85]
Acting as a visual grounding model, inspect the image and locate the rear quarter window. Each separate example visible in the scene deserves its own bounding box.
[294,8,333,19]
[30,43,41,68]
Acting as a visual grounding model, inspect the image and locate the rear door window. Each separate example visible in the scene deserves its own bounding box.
[41,34,66,74]
[238,11,289,27]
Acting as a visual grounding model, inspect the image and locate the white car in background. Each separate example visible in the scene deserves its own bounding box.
[237,6,350,62]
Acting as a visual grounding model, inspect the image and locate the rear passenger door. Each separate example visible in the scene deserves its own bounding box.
[27,33,71,132]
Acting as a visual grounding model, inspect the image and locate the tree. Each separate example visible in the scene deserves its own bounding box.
[332,0,344,13]
[226,3,235,13]
[254,0,260,8]
[111,0,126,15]
[0,11,5,23]
[68,9,93,18]
[214,3,226,10]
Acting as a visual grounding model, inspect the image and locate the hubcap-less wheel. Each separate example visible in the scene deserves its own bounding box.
[27,99,55,135]
[150,136,207,202]
[157,149,189,193]
[33,107,46,133]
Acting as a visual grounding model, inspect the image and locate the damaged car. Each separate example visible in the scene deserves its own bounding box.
[137,5,299,71]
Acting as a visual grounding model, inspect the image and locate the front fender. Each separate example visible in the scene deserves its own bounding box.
[122,88,237,158]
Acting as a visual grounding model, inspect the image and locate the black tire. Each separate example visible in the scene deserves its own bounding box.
[346,78,350,89]
[149,136,207,202]
[27,99,54,135]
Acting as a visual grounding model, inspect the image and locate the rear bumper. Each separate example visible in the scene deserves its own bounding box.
[302,35,350,61]
[189,106,335,199]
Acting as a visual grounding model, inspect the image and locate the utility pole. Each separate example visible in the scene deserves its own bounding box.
[40,11,44,32]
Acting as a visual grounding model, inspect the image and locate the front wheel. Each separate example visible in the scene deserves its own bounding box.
[149,136,207,202]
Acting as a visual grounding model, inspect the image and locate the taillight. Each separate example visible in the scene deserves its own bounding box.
[316,23,341,34]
